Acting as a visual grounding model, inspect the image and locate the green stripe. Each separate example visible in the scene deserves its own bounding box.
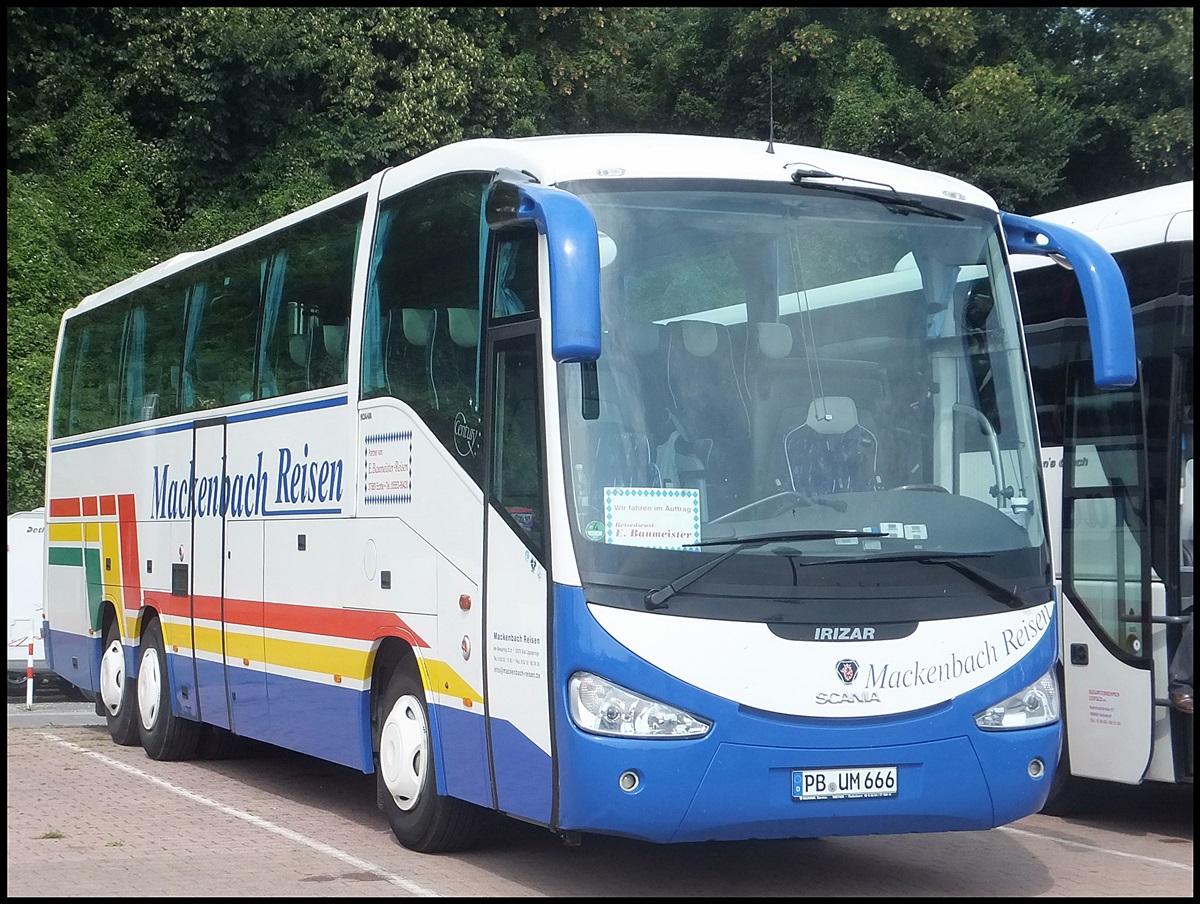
[48,547,83,566]
[84,547,104,633]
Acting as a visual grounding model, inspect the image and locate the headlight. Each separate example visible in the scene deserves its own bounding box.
[568,671,711,738]
[973,669,1060,730]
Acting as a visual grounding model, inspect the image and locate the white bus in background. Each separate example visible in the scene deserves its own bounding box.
[1012,181,1193,812]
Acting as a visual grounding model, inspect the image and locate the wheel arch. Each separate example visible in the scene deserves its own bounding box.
[369,635,451,790]
[370,636,423,748]
[98,599,150,682]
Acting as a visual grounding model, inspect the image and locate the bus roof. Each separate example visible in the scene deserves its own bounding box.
[1011,181,1193,272]
[377,132,996,209]
[71,133,999,316]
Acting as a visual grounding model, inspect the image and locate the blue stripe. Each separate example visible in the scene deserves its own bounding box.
[50,395,349,453]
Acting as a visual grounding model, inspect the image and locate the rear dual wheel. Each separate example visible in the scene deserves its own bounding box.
[100,619,140,746]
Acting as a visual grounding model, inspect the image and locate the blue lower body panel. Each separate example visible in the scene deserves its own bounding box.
[552,585,1061,843]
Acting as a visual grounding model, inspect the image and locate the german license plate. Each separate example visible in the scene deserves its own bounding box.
[792,766,898,800]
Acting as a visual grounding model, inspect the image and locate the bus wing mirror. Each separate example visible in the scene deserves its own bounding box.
[1001,211,1136,390]
[486,174,602,364]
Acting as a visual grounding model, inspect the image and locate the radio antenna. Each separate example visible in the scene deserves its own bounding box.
[767,62,776,154]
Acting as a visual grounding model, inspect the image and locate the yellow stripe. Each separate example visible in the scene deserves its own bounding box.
[49,522,83,542]
[186,625,364,678]
[266,636,372,679]
[100,521,124,610]
[224,631,264,664]
[170,623,481,703]
[425,659,484,704]
[162,619,195,652]
[84,522,100,543]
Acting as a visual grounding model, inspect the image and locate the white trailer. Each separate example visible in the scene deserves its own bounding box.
[7,508,62,697]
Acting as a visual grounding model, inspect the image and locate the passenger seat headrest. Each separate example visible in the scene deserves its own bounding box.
[804,396,860,435]
[448,308,480,348]
[403,309,433,346]
[288,335,309,367]
[323,324,347,359]
[680,320,719,357]
[754,322,792,359]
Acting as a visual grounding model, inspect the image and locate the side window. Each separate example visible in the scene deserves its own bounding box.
[52,197,368,434]
[52,318,83,438]
[121,281,186,423]
[362,173,489,484]
[258,199,363,398]
[182,252,261,412]
[53,304,126,438]
[493,335,545,554]
[1017,263,1088,448]
[493,230,539,318]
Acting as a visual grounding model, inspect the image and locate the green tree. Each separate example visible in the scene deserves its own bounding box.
[6,6,1193,512]
[7,91,168,512]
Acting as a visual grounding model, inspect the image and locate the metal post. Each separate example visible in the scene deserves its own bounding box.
[25,638,34,709]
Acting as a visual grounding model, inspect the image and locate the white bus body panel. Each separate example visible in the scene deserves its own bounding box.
[590,601,1055,717]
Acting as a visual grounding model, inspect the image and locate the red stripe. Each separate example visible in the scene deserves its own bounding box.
[49,497,81,518]
[117,494,143,614]
[144,590,183,619]
[144,592,427,649]
[100,495,118,516]
[82,496,99,517]
[262,599,427,647]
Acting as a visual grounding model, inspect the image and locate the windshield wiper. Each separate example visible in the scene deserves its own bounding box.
[644,529,884,611]
[785,166,964,221]
[836,551,1028,610]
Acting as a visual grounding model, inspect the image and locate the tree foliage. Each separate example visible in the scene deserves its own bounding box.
[6,6,1193,512]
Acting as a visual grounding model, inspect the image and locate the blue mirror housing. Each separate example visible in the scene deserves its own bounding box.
[1001,211,1136,389]
[486,176,602,363]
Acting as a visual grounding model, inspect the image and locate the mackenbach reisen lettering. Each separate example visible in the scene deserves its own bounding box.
[492,632,541,644]
[152,444,344,519]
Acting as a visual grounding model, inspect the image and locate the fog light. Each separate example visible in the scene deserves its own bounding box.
[1028,757,1045,779]
[618,770,640,792]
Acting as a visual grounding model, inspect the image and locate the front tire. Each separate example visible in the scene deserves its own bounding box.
[376,665,482,853]
[99,618,140,746]
[136,617,201,760]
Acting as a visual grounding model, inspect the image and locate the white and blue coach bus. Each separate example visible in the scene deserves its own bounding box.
[43,133,1135,852]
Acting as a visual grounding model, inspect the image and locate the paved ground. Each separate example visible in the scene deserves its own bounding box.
[7,695,1193,897]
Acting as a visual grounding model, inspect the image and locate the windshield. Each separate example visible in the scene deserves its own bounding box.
[557,178,1049,621]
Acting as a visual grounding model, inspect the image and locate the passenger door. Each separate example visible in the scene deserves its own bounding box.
[190,418,232,730]
[1059,361,1154,783]
[481,231,555,825]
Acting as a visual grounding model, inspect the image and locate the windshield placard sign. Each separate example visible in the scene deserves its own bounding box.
[603,486,701,550]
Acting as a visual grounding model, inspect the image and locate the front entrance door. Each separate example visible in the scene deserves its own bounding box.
[1059,361,1153,783]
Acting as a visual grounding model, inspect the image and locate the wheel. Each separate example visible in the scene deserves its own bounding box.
[8,672,29,698]
[99,618,140,746]
[376,665,482,852]
[136,617,201,760]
